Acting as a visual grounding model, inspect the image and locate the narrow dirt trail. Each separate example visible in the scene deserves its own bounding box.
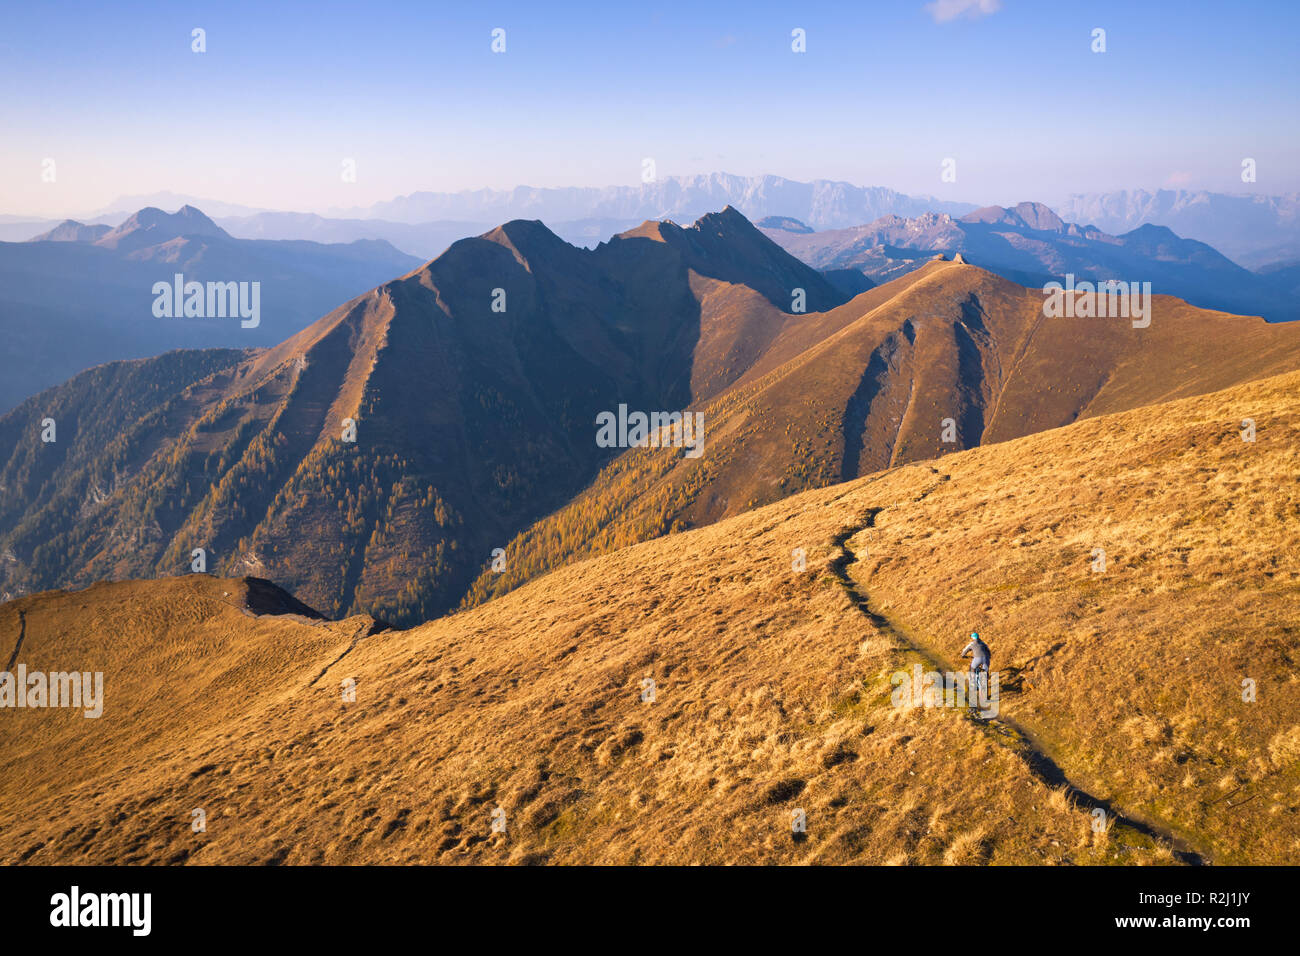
[827,478,1210,866]
[5,611,26,672]
[308,620,383,689]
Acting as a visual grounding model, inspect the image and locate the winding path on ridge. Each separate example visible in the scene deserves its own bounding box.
[5,611,26,673]
[826,470,1210,866]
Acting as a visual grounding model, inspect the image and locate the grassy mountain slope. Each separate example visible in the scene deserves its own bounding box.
[2,368,1296,864]
[464,259,1300,606]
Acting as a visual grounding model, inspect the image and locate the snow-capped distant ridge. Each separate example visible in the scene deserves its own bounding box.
[327,173,978,231]
[1055,189,1300,268]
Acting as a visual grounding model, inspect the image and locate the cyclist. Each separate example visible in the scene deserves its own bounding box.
[961,631,991,702]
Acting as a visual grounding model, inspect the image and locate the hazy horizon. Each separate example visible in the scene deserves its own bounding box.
[9,173,1300,228]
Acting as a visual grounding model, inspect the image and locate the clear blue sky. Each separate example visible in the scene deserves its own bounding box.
[2,0,1297,216]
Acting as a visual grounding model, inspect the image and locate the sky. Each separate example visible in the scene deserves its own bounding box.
[2,0,1297,217]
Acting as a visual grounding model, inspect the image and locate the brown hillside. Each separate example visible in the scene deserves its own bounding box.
[0,209,847,625]
[2,369,1297,864]
[465,259,1300,606]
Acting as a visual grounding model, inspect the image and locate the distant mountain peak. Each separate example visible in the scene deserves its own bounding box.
[1010,201,1064,231]
[962,202,1064,232]
[96,204,229,250]
[479,218,571,262]
[688,204,761,236]
[29,220,112,243]
[1123,222,1180,240]
[756,216,814,234]
[615,206,766,247]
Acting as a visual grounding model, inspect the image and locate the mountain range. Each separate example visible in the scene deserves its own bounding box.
[327,173,977,230]
[213,173,981,258]
[761,202,1299,322]
[0,208,845,622]
[4,207,1298,626]
[2,175,973,258]
[211,187,1300,273]
[1057,189,1300,269]
[9,178,1299,272]
[0,206,420,410]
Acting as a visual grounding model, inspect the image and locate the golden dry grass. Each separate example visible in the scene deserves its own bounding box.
[851,368,1300,864]
[1,368,1297,864]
